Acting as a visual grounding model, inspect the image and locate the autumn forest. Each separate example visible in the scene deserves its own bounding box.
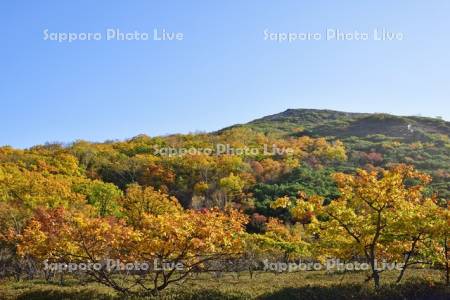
[0,109,448,299]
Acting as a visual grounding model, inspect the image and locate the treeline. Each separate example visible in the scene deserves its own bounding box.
[0,127,448,296]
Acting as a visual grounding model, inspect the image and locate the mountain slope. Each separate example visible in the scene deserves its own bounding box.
[240,109,450,139]
[222,109,450,198]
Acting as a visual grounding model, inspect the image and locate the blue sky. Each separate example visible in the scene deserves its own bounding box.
[1,1,449,148]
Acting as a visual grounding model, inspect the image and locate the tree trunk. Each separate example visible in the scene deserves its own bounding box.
[369,257,381,289]
[373,269,380,289]
[396,265,407,284]
[445,237,449,286]
[59,272,64,285]
[396,236,419,283]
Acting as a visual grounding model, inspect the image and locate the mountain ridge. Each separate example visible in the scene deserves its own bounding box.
[220,108,450,140]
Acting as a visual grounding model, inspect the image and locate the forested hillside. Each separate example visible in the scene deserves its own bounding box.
[1,109,448,227]
[228,109,450,199]
[0,109,448,297]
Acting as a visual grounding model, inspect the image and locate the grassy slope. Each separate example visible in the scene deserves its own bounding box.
[236,109,450,138]
[0,270,448,300]
[221,109,450,198]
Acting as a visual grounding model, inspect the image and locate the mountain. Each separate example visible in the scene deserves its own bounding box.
[226,108,449,139]
[222,109,450,198]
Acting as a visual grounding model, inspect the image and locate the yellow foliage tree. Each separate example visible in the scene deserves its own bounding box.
[285,165,444,288]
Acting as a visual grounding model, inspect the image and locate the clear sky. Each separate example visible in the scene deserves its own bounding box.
[1,1,449,148]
